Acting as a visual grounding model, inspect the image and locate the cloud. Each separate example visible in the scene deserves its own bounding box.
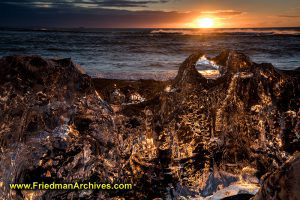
[0,2,190,27]
[0,0,170,8]
[0,1,249,28]
[200,10,245,17]
[277,15,300,18]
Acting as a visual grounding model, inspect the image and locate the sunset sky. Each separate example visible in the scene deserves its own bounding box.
[0,0,300,28]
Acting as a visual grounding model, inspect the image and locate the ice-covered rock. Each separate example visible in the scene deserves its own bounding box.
[0,50,299,199]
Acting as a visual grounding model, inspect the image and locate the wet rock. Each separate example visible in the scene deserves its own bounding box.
[213,49,253,74]
[0,50,299,199]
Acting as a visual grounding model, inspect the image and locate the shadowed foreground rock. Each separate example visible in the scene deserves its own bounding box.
[252,153,300,200]
[0,50,299,199]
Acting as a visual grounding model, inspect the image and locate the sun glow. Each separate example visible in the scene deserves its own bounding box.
[196,18,214,28]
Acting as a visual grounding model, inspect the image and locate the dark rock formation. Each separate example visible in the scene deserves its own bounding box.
[0,56,116,199]
[0,50,299,199]
[252,153,300,200]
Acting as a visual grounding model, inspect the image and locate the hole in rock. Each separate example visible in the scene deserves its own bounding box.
[196,55,222,79]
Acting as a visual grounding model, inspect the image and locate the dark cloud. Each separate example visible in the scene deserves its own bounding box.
[0,2,189,28]
[0,0,169,8]
[278,15,300,18]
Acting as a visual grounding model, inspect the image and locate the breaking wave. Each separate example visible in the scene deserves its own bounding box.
[150,28,300,36]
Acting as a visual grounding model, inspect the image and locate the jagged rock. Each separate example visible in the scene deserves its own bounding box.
[0,50,299,199]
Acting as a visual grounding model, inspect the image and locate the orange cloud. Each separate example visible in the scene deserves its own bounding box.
[277,15,300,18]
[200,10,245,17]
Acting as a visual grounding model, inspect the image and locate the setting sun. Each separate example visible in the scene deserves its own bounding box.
[197,18,214,28]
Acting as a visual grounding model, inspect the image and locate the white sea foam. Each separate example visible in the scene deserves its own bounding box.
[93,70,178,81]
[196,55,220,69]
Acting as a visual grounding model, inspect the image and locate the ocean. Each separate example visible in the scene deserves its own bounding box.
[1,27,300,80]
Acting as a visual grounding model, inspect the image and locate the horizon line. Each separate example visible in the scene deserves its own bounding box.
[1,26,300,30]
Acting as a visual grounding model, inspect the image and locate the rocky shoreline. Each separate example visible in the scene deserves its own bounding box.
[0,50,299,199]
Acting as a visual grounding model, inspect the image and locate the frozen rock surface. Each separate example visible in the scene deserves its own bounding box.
[0,50,299,199]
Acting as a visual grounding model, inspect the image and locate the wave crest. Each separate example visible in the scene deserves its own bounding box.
[150,28,300,36]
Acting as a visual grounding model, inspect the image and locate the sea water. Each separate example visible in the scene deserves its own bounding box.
[0,27,299,80]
